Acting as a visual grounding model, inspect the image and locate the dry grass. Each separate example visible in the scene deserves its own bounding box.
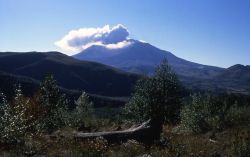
[0,125,249,157]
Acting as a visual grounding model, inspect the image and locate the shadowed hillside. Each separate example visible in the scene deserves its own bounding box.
[0,51,140,97]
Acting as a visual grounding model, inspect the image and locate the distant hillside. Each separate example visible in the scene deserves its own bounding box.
[74,40,224,79]
[0,52,140,97]
[0,70,127,107]
[0,70,40,98]
[178,64,250,94]
[217,64,250,81]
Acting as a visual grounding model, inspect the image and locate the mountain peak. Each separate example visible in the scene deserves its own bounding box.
[73,40,223,78]
[227,64,250,71]
[79,39,152,52]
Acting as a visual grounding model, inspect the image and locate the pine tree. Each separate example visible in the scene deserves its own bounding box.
[0,85,33,143]
[38,74,69,133]
[73,91,94,128]
[0,92,12,143]
[125,59,182,140]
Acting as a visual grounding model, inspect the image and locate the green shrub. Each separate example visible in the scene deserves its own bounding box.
[0,85,35,144]
[225,103,250,126]
[180,94,208,133]
[180,94,227,133]
[70,91,94,130]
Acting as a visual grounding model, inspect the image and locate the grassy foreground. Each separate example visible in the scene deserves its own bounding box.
[0,123,249,157]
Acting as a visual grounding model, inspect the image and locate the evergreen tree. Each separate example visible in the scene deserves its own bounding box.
[125,59,182,140]
[0,92,12,143]
[0,85,33,143]
[38,74,69,133]
[72,91,94,129]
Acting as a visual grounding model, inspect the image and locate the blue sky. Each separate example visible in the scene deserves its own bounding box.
[1,0,250,67]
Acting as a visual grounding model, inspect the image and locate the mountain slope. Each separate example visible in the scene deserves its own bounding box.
[74,40,224,79]
[217,64,250,81]
[0,52,140,97]
[0,70,128,107]
[0,70,40,97]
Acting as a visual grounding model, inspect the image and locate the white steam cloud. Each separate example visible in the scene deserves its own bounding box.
[55,24,133,55]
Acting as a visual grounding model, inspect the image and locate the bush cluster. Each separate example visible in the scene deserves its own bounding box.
[180,93,250,133]
[0,85,36,144]
[0,75,94,144]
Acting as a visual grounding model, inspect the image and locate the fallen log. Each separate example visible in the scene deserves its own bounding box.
[74,120,151,142]
[49,119,161,144]
[74,119,156,144]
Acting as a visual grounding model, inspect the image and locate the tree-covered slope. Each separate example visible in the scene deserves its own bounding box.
[0,51,140,97]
